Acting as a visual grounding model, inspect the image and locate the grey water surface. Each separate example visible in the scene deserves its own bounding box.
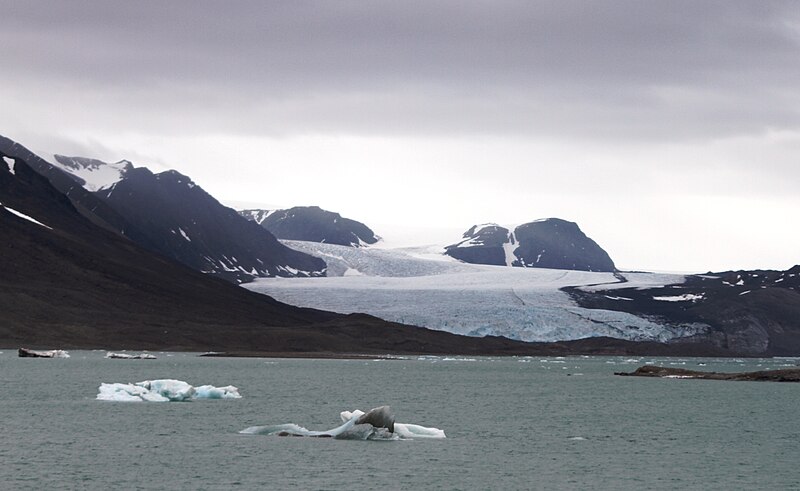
[0,352,798,490]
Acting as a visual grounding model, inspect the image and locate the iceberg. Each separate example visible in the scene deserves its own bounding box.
[96,379,241,402]
[240,406,445,440]
[105,352,157,359]
[18,348,70,358]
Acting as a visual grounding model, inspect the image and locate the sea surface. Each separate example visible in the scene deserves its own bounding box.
[1,352,798,490]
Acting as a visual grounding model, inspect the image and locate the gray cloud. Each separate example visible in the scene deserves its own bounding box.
[2,0,799,141]
[2,1,800,271]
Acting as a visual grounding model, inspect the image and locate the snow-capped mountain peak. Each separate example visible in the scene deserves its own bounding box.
[51,155,134,192]
[240,209,280,225]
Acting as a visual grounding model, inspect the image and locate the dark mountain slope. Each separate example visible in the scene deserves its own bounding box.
[444,224,510,266]
[445,219,616,272]
[241,206,380,247]
[0,135,160,250]
[564,268,800,356]
[513,219,616,272]
[0,147,338,349]
[94,168,326,282]
[0,133,328,283]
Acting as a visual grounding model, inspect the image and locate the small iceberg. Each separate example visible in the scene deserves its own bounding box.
[18,348,70,358]
[105,352,157,360]
[96,379,241,402]
[240,406,445,440]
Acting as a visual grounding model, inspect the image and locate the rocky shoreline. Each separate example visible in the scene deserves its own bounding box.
[615,365,800,382]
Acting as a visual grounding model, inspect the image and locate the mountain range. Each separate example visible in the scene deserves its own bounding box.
[0,136,327,284]
[2,137,593,355]
[2,132,799,356]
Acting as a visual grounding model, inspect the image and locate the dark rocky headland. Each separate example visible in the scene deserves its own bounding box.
[616,365,800,382]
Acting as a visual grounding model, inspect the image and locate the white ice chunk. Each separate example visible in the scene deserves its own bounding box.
[18,348,70,358]
[393,423,447,439]
[138,379,195,401]
[239,408,445,440]
[194,385,241,399]
[96,379,242,402]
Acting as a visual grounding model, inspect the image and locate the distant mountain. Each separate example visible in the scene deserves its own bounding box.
[0,142,334,348]
[445,219,616,272]
[4,134,799,357]
[240,206,380,247]
[0,136,159,248]
[6,142,327,283]
[91,165,328,283]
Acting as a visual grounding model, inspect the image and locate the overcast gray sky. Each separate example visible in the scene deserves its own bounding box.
[2,1,799,271]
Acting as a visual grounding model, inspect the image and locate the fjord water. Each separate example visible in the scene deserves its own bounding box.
[1,353,798,489]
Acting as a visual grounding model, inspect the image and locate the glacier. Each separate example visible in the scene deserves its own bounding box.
[97,379,241,402]
[245,241,707,343]
[240,407,445,440]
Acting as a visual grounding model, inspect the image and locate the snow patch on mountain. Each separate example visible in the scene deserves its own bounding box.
[240,209,279,225]
[3,156,15,175]
[50,155,133,192]
[653,293,705,302]
[0,202,53,230]
[503,230,519,267]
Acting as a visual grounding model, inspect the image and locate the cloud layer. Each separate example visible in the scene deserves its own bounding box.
[4,1,800,139]
[1,1,799,270]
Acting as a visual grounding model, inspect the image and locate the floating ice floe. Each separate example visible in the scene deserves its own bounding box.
[96,379,241,402]
[18,348,70,358]
[240,406,445,441]
[105,352,157,359]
